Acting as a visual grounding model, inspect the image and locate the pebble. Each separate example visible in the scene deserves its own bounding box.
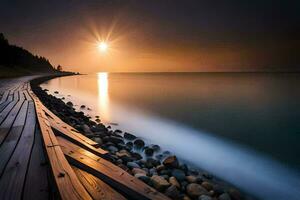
[199,195,212,200]
[123,132,137,140]
[127,162,141,169]
[150,175,170,191]
[171,169,186,181]
[169,176,180,188]
[163,155,179,168]
[201,181,213,191]
[186,183,208,198]
[134,139,145,148]
[132,168,147,175]
[164,185,180,199]
[218,193,232,200]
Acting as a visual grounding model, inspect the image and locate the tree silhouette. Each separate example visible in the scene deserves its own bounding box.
[0,33,55,73]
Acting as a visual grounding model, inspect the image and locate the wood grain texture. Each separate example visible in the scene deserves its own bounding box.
[0,101,35,199]
[73,166,127,200]
[23,124,51,200]
[57,136,171,200]
[29,90,93,200]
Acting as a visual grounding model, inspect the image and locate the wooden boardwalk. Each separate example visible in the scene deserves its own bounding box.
[0,79,170,200]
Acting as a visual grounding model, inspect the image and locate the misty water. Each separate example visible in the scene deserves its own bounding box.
[41,72,300,200]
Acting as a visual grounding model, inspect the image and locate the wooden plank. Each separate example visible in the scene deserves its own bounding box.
[30,91,92,200]
[41,104,98,146]
[57,136,171,200]
[0,90,9,104]
[0,101,35,199]
[23,124,50,200]
[0,90,23,125]
[49,119,108,158]
[0,92,25,145]
[0,101,28,175]
[72,166,127,200]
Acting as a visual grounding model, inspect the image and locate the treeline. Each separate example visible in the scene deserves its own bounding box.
[0,33,56,76]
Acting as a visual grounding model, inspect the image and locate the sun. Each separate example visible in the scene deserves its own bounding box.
[97,41,108,52]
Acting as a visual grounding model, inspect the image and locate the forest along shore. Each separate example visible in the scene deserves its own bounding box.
[30,75,250,200]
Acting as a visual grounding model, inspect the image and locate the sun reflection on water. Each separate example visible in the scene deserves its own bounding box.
[97,72,110,121]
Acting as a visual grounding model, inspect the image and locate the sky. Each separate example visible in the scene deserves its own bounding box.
[0,0,299,73]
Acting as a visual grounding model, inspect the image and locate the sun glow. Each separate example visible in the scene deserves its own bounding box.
[97,41,108,52]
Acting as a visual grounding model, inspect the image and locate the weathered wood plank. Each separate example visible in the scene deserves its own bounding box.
[0,90,23,125]
[30,91,92,200]
[0,101,35,200]
[0,100,28,175]
[41,104,98,146]
[50,119,108,158]
[23,124,50,200]
[57,136,170,200]
[0,90,9,104]
[72,166,127,200]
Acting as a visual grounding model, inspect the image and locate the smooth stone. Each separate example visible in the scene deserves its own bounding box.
[107,145,118,153]
[127,162,141,169]
[54,91,59,94]
[199,195,213,200]
[134,139,145,148]
[116,150,131,158]
[186,183,208,198]
[228,188,242,200]
[131,152,143,160]
[171,169,186,181]
[163,155,179,168]
[132,168,147,175]
[186,175,198,183]
[108,136,124,144]
[135,173,150,183]
[218,193,232,200]
[169,176,180,188]
[149,168,158,176]
[80,105,86,109]
[201,181,213,191]
[144,147,154,156]
[156,164,165,171]
[164,185,180,199]
[92,137,103,145]
[124,132,137,140]
[150,175,170,191]
[66,101,73,106]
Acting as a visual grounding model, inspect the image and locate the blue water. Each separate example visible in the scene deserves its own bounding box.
[41,72,300,200]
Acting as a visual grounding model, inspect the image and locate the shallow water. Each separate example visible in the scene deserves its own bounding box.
[41,72,300,200]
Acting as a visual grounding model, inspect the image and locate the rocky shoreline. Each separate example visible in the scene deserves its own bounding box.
[30,75,248,200]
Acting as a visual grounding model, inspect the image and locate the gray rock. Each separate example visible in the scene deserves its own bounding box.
[186,183,208,198]
[127,162,141,169]
[218,193,231,200]
[107,145,118,153]
[164,185,180,199]
[124,132,136,140]
[135,173,150,183]
[199,195,212,200]
[163,155,179,168]
[134,139,145,148]
[150,175,170,191]
[171,169,186,181]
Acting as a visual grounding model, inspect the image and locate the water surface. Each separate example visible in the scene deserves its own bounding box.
[41,72,300,200]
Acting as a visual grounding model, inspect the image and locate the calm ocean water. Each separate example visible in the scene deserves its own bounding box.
[41,72,300,200]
